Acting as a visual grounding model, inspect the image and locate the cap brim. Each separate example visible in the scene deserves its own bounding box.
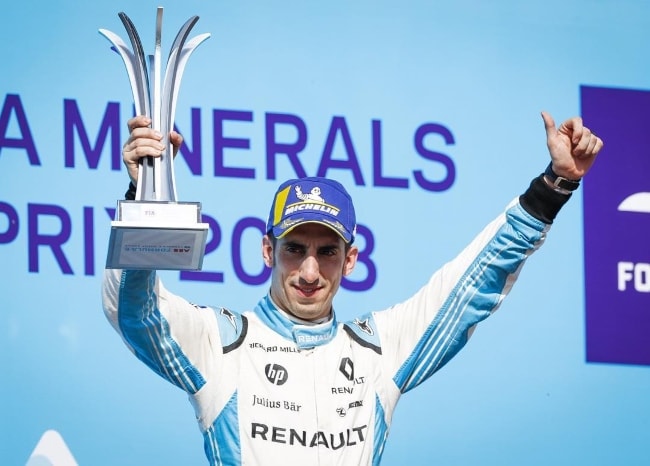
[272,216,352,243]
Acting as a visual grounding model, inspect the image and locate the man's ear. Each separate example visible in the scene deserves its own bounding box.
[343,245,359,276]
[262,235,274,267]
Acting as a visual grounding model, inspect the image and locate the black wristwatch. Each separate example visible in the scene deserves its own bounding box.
[544,163,580,192]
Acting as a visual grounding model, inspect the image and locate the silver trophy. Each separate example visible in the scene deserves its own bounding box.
[100,8,210,270]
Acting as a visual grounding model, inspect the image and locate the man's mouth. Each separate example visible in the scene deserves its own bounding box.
[295,285,321,297]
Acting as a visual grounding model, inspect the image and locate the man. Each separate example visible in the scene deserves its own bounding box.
[103,112,603,465]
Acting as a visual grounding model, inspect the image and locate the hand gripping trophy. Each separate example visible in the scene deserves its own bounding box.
[100,8,210,270]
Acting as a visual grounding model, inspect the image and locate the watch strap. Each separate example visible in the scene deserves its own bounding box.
[544,163,580,192]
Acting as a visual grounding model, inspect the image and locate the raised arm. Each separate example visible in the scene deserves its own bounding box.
[372,113,603,393]
[102,117,223,395]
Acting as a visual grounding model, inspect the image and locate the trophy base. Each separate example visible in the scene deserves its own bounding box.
[106,200,209,270]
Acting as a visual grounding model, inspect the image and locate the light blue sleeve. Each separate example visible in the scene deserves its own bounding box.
[372,199,549,393]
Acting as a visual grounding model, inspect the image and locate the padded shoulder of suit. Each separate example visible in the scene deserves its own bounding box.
[210,306,248,353]
[342,312,382,354]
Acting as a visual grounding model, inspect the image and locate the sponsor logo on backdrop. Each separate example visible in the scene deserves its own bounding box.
[581,85,650,366]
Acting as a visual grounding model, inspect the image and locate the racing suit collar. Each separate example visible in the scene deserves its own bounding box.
[254,294,338,350]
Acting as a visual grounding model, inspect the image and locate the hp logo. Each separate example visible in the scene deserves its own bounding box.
[265,363,288,385]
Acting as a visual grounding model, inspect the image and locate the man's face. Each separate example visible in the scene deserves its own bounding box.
[262,223,358,321]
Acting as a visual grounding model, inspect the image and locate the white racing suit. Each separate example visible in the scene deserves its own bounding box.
[102,176,568,465]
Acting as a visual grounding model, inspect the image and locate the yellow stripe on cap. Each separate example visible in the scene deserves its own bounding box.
[272,185,292,226]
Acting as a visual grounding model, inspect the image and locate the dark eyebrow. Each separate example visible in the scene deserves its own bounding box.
[283,240,340,250]
[283,240,305,249]
[318,243,340,251]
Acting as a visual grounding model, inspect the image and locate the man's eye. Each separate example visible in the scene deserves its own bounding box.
[320,248,337,256]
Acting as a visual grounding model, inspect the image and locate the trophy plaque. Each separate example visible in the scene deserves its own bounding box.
[100,8,210,270]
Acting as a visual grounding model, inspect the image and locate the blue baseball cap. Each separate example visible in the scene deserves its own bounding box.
[266,177,357,243]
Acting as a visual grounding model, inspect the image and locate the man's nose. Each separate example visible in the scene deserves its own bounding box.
[299,255,319,284]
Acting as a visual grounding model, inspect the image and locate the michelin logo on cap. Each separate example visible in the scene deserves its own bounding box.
[284,186,341,217]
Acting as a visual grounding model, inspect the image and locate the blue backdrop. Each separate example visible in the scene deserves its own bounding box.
[2,1,649,465]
